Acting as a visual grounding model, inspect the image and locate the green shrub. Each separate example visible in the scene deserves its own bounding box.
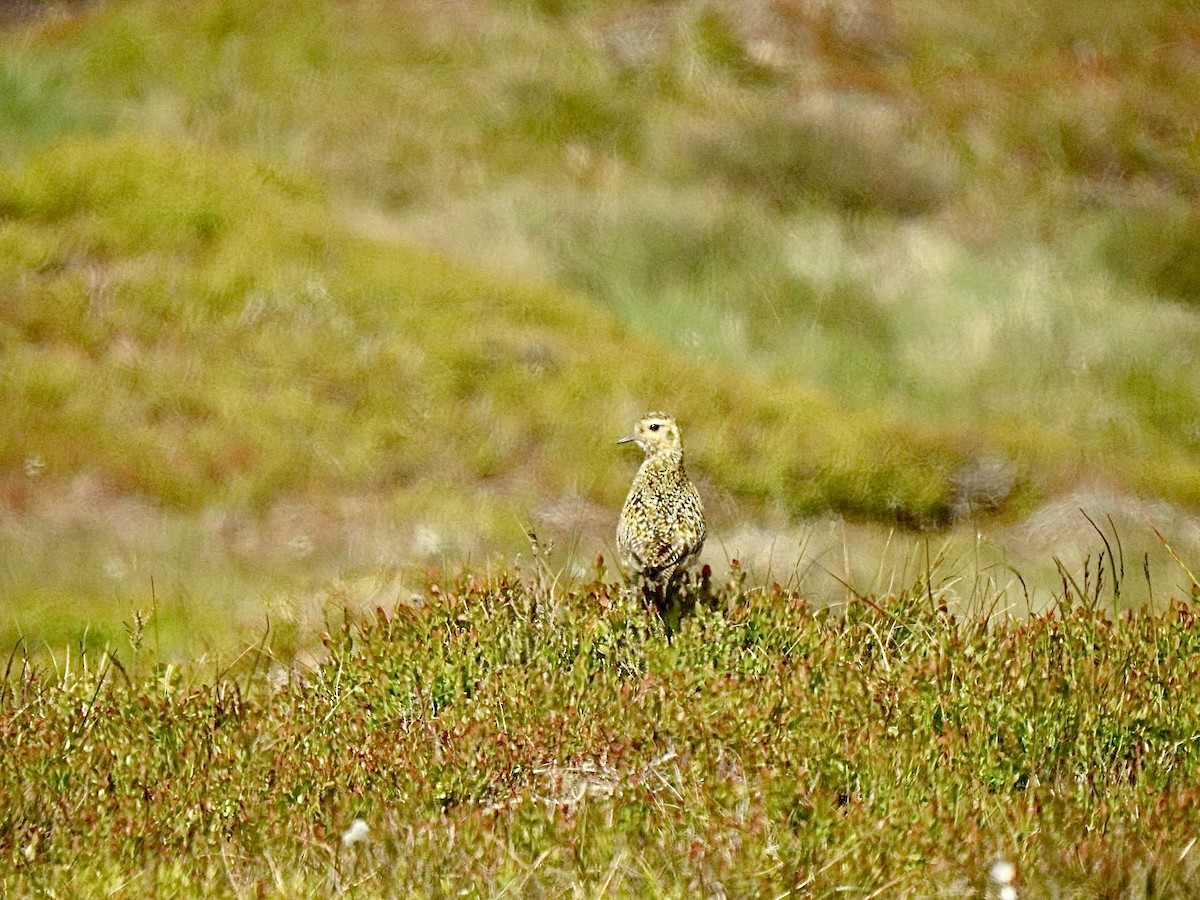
[3,572,1200,894]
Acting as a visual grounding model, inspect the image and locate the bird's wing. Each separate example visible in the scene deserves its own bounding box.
[630,527,703,580]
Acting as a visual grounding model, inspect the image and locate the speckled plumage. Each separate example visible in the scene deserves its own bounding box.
[616,412,706,594]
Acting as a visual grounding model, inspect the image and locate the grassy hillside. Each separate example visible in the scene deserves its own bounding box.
[2,0,1200,654]
[28,0,1198,470]
[1,130,978,519]
[0,131,990,651]
[4,573,1200,895]
[5,5,1200,892]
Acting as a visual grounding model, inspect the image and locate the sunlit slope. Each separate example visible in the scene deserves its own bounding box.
[11,0,1195,501]
[1,134,982,532]
[4,0,1200,529]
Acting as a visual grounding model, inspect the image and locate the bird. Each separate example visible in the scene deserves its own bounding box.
[616,412,706,604]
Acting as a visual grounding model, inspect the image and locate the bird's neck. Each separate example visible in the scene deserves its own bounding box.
[642,447,685,473]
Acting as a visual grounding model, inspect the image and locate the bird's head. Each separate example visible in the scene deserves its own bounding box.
[618,412,683,456]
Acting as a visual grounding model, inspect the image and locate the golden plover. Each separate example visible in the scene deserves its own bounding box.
[616,412,706,599]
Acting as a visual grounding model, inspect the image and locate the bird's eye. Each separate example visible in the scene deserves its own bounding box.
[649,423,660,431]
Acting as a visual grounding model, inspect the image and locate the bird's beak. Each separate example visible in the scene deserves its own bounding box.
[616,434,636,445]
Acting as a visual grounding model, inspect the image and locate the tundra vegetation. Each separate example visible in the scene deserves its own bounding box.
[2,0,1200,893]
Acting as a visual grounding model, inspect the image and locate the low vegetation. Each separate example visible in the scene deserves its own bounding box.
[0,131,992,654]
[4,0,1200,654]
[2,2,1200,890]
[3,564,1200,895]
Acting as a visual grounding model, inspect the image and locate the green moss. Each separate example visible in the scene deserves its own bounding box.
[0,134,324,258]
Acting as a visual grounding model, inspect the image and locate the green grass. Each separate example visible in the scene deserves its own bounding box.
[5,0,1196,478]
[3,568,1200,895]
[1,11,1200,887]
[0,129,1006,653]
[2,2,1200,891]
[2,0,1200,650]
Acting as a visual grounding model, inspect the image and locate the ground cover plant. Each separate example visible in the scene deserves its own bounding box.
[3,0,1200,653]
[0,130,988,653]
[3,561,1200,896]
[4,2,1200,892]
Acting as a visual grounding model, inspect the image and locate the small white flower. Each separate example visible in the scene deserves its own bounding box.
[341,818,369,847]
[24,455,45,478]
[989,857,1017,899]
[989,858,1016,885]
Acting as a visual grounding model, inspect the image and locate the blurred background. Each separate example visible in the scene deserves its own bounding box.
[3,0,1200,656]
